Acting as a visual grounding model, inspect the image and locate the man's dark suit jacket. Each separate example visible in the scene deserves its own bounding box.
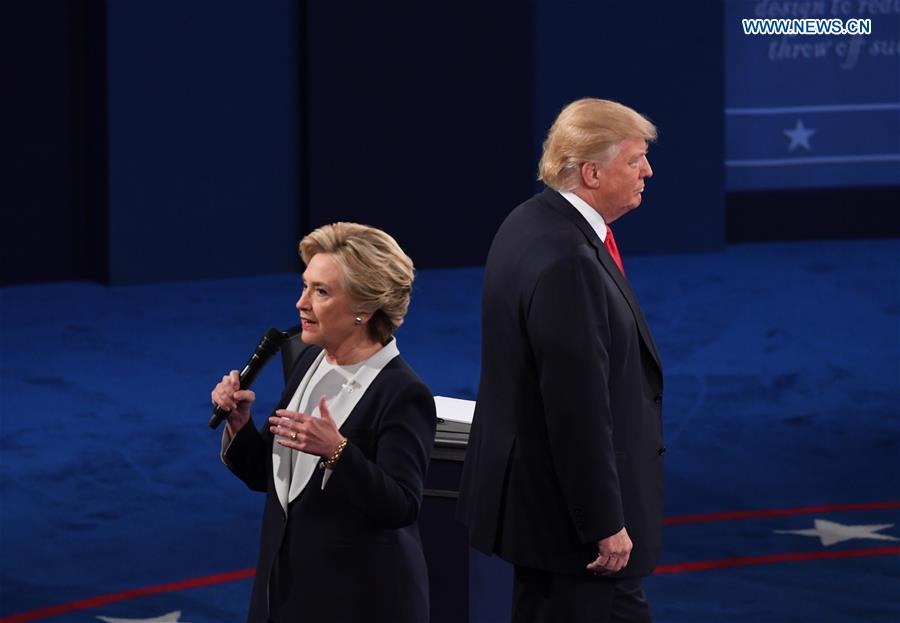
[223,343,436,623]
[457,188,665,577]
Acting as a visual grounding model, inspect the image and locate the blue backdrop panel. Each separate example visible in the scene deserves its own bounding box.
[302,1,533,268]
[725,0,900,190]
[532,0,726,255]
[105,0,301,284]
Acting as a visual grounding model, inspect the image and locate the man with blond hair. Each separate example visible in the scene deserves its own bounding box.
[458,98,665,622]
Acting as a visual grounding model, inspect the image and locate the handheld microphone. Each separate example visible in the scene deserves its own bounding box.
[208,325,301,429]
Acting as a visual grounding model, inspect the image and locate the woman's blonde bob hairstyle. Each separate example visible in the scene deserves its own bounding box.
[538,98,657,192]
[299,222,414,345]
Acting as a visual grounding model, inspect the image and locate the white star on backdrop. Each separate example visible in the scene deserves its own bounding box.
[97,611,187,623]
[775,518,900,547]
[784,119,817,151]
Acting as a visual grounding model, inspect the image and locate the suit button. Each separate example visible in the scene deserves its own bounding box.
[654,395,662,405]
[658,447,666,456]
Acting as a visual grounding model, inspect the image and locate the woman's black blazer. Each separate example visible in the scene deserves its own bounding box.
[223,343,437,623]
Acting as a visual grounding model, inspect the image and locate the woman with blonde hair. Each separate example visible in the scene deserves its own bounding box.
[211,222,436,623]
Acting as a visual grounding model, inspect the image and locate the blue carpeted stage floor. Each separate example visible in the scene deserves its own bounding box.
[1,239,898,622]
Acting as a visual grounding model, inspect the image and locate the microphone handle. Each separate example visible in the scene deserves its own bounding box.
[208,356,261,429]
[208,326,297,430]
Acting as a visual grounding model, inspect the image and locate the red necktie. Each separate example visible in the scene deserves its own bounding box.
[604,226,625,277]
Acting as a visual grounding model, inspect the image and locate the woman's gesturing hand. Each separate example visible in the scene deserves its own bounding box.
[270,395,345,458]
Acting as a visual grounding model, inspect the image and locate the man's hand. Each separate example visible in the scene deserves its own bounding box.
[586,526,632,575]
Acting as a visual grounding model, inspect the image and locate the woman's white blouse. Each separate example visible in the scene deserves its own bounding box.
[272,338,400,513]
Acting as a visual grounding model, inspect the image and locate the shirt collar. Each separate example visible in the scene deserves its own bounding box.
[560,191,608,243]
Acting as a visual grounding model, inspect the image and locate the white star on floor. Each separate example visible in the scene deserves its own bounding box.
[775,518,900,547]
[783,119,817,151]
[97,611,187,623]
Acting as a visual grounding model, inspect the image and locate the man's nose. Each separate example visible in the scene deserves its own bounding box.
[643,157,653,178]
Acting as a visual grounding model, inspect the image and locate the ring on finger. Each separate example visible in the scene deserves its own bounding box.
[290,431,297,440]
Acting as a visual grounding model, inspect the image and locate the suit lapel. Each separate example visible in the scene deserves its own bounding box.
[596,245,663,372]
[272,345,324,515]
[278,344,322,409]
[540,189,663,373]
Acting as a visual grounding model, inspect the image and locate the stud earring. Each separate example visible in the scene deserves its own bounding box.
[354,316,362,325]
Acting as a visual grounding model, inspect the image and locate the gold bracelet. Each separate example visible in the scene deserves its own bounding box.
[320,437,348,470]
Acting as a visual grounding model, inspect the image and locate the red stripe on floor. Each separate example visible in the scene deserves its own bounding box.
[664,500,900,526]
[654,546,900,574]
[4,501,900,622]
[0,569,255,623]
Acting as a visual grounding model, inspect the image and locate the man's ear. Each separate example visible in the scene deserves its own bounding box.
[580,161,602,189]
